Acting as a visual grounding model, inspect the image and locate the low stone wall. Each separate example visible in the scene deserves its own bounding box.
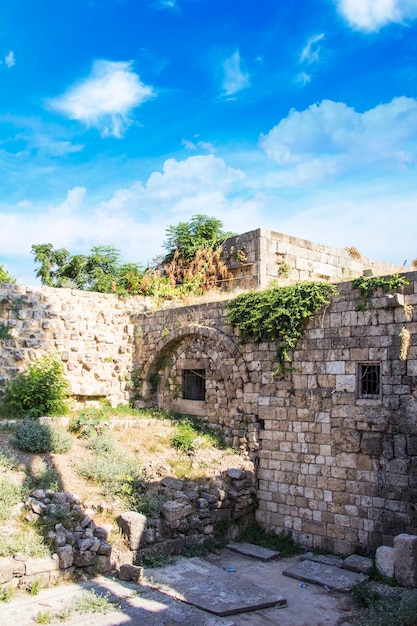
[0,469,256,591]
[117,468,256,565]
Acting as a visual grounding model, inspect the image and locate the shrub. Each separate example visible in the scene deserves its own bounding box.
[0,477,22,521]
[0,529,49,558]
[170,417,224,452]
[1,354,70,418]
[77,449,141,500]
[13,421,72,454]
[69,409,109,438]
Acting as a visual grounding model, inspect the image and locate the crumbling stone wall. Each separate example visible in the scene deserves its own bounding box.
[223,228,401,290]
[0,284,147,406]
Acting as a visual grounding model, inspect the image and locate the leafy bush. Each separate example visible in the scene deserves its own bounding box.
[171,417,224,452]
[131,491,166,518]
[69,409,110,438]
[13,421,72,454]
[1,354,70,418]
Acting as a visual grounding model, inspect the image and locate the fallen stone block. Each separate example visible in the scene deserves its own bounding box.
[300,552,344,568]
[283,559,367,593]
[226,541,280,561]
[148,556,286,616]
[118,563,144,582]
[342,555,373,574]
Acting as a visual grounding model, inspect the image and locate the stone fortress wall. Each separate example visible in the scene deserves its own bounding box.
[223,228,401,290]
[1,229,416,554]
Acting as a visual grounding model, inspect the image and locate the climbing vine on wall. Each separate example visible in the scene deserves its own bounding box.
[352,274,408,310]
[226,282,337,372]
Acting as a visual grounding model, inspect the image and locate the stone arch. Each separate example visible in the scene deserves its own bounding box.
[142,324,249,437]
[141,324,249,407]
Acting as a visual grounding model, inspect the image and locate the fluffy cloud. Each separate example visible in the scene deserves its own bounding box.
[335,0,417,31]
[221,51,250,97]
[49,60,154,138]
[259,97,417,182]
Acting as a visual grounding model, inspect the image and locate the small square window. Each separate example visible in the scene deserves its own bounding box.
[357,363,381,399]
[182,369,205,401]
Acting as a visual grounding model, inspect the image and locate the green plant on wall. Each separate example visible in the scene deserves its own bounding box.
[0,322,12,341]
[226,282,337,372]
[352,274,409,310]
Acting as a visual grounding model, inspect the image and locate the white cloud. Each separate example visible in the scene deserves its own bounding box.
[181,138,216,152]
[295,72,312,86]
[300,34,325,64]
[259,97,417,182]
[335,0,417,31]
[221,51,250,97]
[5,51,15,68]
[49,60,154,138]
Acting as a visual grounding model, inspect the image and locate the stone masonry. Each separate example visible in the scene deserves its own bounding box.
[1,248,416,555]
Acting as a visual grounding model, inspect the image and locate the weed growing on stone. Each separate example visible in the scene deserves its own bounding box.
[0,587,13,602]
[141,550,176,568]
[238,522,303,557]
[351,582,417,626]
[27,579,42,595]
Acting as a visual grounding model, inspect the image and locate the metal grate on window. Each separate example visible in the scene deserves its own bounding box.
[358,363,380,399]
[182,369,206,401]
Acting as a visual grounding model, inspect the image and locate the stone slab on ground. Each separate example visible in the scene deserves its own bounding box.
[147,556,287,616]
[226,542,280,561]
[300,551,344,568]
[0,576,235,626]
[283,559,367,593]
[342,555,373,574]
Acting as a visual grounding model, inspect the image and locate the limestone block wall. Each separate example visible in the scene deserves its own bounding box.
[134,273,417,554]
[0,284,147,406]
[256,275,417,555]
[223,228,401,290]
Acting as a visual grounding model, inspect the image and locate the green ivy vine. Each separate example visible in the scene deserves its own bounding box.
[352,274,408,310]
[226,282,337,372]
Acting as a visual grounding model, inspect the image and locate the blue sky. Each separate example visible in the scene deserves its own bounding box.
[1,0,417,283]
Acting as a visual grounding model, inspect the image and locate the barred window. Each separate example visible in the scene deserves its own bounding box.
[357,363,381,399]
[182,369,205,401]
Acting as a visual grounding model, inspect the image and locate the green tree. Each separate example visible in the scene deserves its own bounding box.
[31,244,70,287]
[31,243,145,295]
[0,265,15,284]
[163,214,234,263]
